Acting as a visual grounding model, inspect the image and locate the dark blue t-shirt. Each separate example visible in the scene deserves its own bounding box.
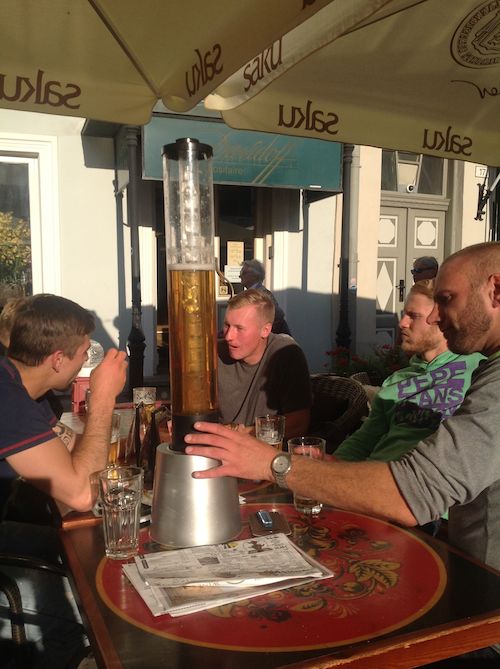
[0,357,57,511]
[0,358,57,459]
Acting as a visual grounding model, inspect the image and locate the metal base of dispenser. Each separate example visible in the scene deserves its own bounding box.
[150,443,241,548]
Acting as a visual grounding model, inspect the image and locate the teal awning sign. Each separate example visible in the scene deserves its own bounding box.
[143,115,342,191]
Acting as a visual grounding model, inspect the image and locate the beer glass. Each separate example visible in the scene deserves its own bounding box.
[255,414,286,450]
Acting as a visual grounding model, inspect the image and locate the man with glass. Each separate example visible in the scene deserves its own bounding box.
[187,242,500,664]
[0,293,127,667]
[218,289,311,440]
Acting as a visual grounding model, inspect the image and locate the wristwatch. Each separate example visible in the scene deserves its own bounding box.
[271,452,292,489]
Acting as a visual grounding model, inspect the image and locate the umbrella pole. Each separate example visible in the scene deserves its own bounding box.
[126,126,145,392]
[336,144,353,350]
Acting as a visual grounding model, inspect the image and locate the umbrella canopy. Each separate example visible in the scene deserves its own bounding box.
[207,0,500,166]
[0,0,384,125]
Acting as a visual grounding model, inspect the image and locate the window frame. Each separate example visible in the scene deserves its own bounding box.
[0,134,60,295]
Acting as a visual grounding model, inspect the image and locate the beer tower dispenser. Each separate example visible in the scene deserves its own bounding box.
[150,138,241,547]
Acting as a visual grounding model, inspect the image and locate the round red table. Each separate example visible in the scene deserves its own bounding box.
[97,504,446,652]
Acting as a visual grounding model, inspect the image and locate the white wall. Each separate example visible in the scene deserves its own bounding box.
[2,108,493,382]
[0,109,156,376]
[285,194,338,374]
[352,146,381,355]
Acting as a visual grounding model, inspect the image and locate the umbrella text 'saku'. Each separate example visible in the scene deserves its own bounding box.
[0,0,340,124]
[207,0,500,166]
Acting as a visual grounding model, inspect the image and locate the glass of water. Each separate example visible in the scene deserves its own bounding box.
[98,466,143,559]
[255,414,286,450]
[287,437,326,516]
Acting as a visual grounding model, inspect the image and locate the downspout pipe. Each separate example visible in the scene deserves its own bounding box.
[126,126,145,391]
[336,144,354,349]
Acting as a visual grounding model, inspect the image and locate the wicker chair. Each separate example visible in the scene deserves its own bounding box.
[349,371,372,386]
[309,375,369,452]
[350,371,382,408]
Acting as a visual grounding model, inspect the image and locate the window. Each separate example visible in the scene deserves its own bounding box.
[381,151,445,196]
[0,158,32,301]
[0,135,60,307]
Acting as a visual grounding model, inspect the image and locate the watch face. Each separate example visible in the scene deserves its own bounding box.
[272,453,291,474]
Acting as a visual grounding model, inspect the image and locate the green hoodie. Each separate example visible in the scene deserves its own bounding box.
[335,351,484,462]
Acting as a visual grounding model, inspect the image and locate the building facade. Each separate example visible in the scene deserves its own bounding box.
[0,110,491,380]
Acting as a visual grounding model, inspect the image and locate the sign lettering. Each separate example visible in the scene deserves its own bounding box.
[0,69,81,109]
[243,40,282,92]
[422,125,473,157]
[278,99,339,135]
[185,44,223,97]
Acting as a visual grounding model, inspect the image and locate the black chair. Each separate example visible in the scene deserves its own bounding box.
[309,374,369,453]
[0,554,67,668]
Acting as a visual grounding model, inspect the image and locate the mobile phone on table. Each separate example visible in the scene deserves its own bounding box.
[249,509,291,536]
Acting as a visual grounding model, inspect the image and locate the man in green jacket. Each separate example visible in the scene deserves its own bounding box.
[335,280,483,463]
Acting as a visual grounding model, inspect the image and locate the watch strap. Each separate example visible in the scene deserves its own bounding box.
[271,452,292,489]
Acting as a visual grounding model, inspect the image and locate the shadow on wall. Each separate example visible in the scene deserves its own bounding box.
[80,304,159,384]
[275,289,382,375]
[111,304,157,376]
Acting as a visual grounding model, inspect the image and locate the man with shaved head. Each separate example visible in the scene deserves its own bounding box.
[188,242,500,662]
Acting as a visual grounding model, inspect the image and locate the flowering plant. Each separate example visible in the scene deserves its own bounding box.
[325,344,409,384]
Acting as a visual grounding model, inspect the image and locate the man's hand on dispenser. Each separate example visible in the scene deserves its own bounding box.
[185,422,275,481]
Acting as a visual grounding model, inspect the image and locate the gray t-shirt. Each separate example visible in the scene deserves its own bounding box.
[218,333,311,426]
[390,354,500,570]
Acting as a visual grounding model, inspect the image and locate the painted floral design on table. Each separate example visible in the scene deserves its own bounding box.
[210,515,400,622]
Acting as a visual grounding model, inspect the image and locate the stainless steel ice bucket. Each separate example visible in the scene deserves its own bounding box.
[149,443,241,547]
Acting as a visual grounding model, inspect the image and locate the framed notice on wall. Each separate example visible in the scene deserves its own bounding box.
[227,241,244,268]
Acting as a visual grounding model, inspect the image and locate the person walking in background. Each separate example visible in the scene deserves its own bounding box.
[239,259,291,334]
[411,255,439,282]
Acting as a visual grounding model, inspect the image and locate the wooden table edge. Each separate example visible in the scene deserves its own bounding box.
[60,528,123,669]
[281,612,500,668]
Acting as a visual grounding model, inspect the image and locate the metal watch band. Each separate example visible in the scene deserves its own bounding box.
[271,453,292,489]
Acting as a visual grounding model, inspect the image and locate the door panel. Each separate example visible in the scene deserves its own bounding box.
[407,208,445,287]
[376,208,407,345]
[376,206,445,344]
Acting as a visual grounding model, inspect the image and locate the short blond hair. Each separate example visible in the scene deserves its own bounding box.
[408,279,435,300]
[226,289,275,325]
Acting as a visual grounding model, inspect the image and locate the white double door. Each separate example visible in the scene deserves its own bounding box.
[376,205,445,344]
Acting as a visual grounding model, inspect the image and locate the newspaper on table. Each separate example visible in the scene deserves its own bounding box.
[123,533,333,617]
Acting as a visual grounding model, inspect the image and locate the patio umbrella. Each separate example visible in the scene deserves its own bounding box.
[1,0,391,387]
[0,0,388,124]
[206,0,500,166]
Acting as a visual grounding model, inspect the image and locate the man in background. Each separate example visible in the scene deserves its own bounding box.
[239,259,291,334]
[218,289,310,439]
[411,255,439,282]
